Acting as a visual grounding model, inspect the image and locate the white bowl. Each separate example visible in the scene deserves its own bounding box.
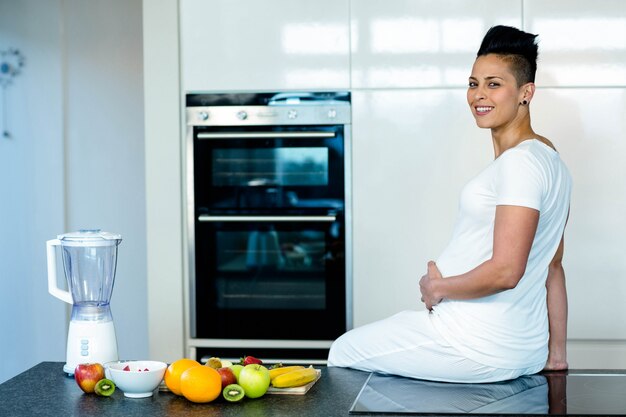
[105,360,167,398]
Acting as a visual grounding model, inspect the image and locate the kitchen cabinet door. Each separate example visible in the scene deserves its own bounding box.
[350,0,520,88]
[525,0,626,87]
[180,0,350,92]
[351,90,492,327]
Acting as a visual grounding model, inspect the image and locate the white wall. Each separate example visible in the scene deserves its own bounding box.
[0,0,147,383]
[0,0,66,384]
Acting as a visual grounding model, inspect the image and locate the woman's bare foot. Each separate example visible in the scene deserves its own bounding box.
[543,359,569,371]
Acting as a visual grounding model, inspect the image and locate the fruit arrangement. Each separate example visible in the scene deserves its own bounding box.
[163,355,319,404]
[74,363,116,397]
[74,355,319,403]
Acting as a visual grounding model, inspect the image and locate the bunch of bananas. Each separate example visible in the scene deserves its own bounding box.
[269,365,318,388]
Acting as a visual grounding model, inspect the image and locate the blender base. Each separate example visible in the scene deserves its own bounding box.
[64,320,118,374]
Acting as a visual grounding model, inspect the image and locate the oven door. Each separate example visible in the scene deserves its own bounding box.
[193,125,344,214]
[193,214,346,340]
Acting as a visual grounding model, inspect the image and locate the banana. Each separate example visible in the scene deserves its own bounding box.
[269,365,305,381]
[271,366,318,388]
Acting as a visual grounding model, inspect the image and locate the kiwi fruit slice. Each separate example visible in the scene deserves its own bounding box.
[222,384,245,402]
[94,378,116,396]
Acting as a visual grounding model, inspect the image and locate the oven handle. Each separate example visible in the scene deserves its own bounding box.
[198,215,337,222]
[197,131,335,139]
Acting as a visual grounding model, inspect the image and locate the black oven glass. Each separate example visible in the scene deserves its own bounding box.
[212,148,329,187]
[193,125,344,214]
[194,218,345,340]
[215,229,327,310]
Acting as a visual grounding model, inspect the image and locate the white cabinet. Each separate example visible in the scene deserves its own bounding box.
[525,0,626,87]
[351,90,492,326]
[180,0,350,92]
[350,0,521,88]
[532,88,626,338]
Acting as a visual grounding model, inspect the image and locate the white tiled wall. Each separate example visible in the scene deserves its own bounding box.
[525,0,626,87]
[180,0,350,92]
[350,0,520,88]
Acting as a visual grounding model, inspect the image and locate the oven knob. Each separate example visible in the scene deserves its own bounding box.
[288,109,298,119]
[198,111,209,121]
[236,110,248,120]
[327,108,337,119]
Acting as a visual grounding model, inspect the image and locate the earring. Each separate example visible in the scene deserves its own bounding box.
[521,100,528,105]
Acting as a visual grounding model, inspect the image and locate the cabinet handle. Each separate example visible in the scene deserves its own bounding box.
[197,132,335,139]
[198,215,337,222]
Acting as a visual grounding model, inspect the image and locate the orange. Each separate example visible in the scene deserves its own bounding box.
[180,365,222,403]
[164,358,201,396]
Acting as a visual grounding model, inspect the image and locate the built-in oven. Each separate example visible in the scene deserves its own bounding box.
[185,92,352,363]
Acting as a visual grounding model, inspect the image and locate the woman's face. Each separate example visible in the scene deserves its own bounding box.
[466,54,527,130]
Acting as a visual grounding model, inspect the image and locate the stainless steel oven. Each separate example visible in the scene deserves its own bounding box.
[185,92,352,363]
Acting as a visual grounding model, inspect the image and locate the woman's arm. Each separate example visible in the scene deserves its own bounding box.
[544,235,569,371]
[420,205,539,309]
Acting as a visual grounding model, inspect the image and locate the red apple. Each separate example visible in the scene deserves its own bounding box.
[74,363,105,394]
[217,367,237,389]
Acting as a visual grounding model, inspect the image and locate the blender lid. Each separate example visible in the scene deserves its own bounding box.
[58,229,122,245]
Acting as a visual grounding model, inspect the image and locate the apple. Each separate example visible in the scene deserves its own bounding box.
[221,359,233,368]
[238,364,270,399]
[230,364,244,382]
[74,363,105,394]
[217,367,237,389]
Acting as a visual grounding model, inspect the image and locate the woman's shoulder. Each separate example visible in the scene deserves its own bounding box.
[533,135,557,152]
[508,137,558,160]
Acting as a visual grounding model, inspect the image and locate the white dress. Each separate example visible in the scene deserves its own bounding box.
[328,139,572,382]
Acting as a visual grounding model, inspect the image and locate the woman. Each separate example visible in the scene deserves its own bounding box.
[327,25,572,383]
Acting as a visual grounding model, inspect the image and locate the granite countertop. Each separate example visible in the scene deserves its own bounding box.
[3,362,623,416]
[0,362,370,417]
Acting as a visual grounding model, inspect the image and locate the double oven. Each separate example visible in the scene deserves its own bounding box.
[185,93,352,363]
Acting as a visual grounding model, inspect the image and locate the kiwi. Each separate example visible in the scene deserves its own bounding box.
[222,384,245,402]
[94,378,116,397]
[206,357,222,369]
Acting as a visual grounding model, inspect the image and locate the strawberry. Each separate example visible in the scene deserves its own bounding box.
[123,365,131,371]
[240,355,263,366]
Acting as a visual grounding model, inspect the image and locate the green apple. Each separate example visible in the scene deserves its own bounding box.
[230,364,244,382]
[238,364,270,399]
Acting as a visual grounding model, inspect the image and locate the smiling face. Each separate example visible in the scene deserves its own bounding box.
[467,54,533,130]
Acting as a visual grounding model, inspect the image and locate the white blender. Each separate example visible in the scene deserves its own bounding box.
[47,229,122,374]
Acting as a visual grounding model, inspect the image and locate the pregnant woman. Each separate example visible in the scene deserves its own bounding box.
[328,25,572,383]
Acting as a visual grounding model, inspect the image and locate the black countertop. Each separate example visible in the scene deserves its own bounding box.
[2,363,624,416]
[0,362,369,417]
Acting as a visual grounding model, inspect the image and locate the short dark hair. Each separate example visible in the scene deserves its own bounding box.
[477,25,538,86]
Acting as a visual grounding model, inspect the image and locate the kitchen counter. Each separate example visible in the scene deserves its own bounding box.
[2,363,624,416]
[0,362,369,417]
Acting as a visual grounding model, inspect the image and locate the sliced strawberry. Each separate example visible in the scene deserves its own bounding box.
[123,365,131,371]
[144,368,149,371]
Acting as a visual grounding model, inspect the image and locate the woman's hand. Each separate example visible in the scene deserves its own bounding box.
[419,261,444,310]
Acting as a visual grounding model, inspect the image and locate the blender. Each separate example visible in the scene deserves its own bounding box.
[47,229,122,374]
